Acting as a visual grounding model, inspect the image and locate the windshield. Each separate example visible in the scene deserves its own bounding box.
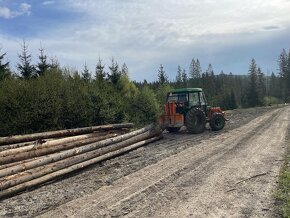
[167,93,188,103]
[167,91,204,106]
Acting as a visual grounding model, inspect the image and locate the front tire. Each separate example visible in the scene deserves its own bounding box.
[210,113,225,131]
[185,108,206,134]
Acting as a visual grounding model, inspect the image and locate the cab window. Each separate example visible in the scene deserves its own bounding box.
[189,92,199,106]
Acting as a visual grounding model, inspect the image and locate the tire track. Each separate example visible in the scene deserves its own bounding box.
[39,108,288,217]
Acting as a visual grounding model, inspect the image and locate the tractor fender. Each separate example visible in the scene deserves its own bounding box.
[208,108,228,121]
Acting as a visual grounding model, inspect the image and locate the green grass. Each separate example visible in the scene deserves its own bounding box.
[275,127,290,217]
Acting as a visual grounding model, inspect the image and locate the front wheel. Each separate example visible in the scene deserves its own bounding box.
[210,113,225,131]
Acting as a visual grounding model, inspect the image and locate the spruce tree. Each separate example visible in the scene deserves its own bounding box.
[157,64,168,85]
[247,59,260,107]
[175,65,182,88]
[108,58,120,85]
[278,49,288,101]
[257,67,266,104]
[182,69,188,87]
[17,41,35,79]
[36,46,50,76]
[95,58,106,82]
[194,59,202,79]
[0,49,10,81]
[189,58,195,79]
[82,63,91,81]
[121,63,129,76]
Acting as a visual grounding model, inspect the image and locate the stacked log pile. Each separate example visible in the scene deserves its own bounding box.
[0,123,162,199]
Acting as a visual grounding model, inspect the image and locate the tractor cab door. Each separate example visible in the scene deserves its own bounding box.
[188,92,207,114]
[198,91,208,115]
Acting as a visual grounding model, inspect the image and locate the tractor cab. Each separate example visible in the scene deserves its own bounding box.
[166,88,207,115]
[160,88,226,134]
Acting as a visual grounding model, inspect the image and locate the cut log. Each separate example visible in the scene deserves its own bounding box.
[0,123,134,146]
[0,124,155,178]
[0,131,113,157]
[0,135,162,199]
[0,141,40,152]
[0,156,43,171]
[0,129,161,190]
[0,133,117,165]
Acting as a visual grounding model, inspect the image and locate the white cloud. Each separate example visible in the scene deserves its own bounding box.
[2,0,290,80]
[0,7,10,19]
[43,1,55,6]
[0,2,31,19]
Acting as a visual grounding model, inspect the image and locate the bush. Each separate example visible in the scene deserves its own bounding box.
[0,69,161,136]
[128,86,160,127]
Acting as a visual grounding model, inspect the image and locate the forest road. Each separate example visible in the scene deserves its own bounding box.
[40,107,290,218]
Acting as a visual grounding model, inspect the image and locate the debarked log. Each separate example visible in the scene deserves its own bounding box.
[0,129,162,191]
[0,135,163,199]
[0,123,134,146]
[0,124,155,178]
[0,133,118,165]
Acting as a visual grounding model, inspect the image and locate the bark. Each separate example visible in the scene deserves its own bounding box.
[0,123,134,146]
[0,135,162,199]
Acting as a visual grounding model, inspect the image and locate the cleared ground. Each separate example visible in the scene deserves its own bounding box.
[0,106,289,217]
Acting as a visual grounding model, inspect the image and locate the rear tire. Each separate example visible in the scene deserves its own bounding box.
[185,108,206,134]
[166,127,181,133]
[210,113,225,131]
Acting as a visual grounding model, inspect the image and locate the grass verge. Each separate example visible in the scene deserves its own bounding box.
[275,125,290,217]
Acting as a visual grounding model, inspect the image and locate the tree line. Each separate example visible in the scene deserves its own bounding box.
[0,42,289,136]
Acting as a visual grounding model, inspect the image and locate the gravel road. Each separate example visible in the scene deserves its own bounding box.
[0,106,289,217]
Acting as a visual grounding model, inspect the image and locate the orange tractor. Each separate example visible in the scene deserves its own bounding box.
[160,88,226,133]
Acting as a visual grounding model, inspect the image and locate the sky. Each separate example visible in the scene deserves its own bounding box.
[0,0,290,81]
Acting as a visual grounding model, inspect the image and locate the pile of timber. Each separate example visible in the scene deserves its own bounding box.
[0,123,162,199]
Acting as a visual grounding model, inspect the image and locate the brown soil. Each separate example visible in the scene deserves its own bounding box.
[0,106,288,218]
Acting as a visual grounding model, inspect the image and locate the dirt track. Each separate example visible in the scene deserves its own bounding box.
[0,106,289,217]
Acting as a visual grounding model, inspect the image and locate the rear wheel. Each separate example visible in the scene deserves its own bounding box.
[185,108,206,134]
[210,113,225,131]
[166,127,181,133]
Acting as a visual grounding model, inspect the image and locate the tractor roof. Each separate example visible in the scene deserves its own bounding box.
[169,88,203,94]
